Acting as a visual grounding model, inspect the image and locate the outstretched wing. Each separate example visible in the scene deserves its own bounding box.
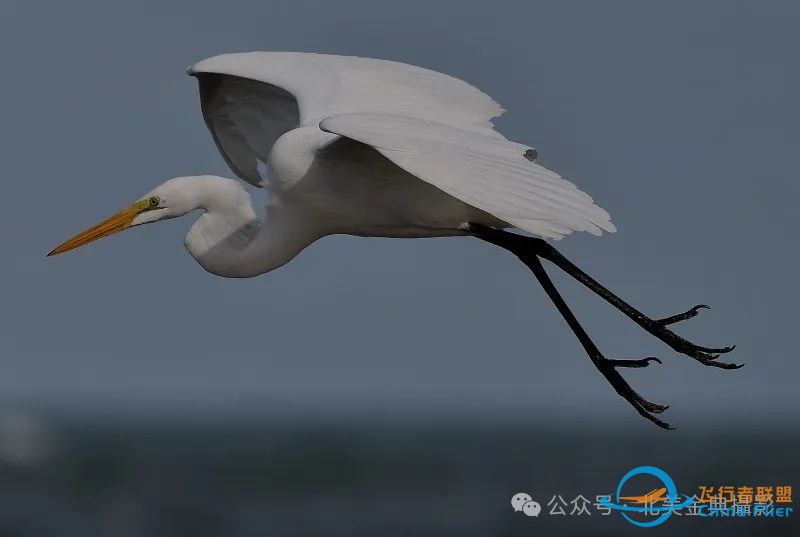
[320,113,615,239]
[194,73,299,186]
[189,52,613,238]
[188,52,504,187]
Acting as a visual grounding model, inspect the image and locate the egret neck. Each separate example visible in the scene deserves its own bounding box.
[181,176,320,278]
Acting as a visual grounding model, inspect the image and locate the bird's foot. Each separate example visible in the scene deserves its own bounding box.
[638,304,741,369]
[595,355,672,429]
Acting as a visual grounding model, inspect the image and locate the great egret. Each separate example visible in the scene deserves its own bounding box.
[48,52,738,428]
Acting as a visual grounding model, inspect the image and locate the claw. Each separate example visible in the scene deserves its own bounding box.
[598,358,672,424]
[606,356,662,368]
[629,389,669,414]
[632,398,674,428]
[697,358,745,370]
[655,304,709,326]
[639,399,669,414]
[691,343,736,355]
[675,344,737,365]
[644,315,736,363]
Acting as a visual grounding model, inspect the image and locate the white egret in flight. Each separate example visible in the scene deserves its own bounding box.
[48,52,738,428]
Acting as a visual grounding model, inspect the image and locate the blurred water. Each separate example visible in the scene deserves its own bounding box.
[0,413,797,537]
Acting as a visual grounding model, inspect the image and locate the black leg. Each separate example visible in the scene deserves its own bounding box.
[467,223,741,428]
[468,224,740,368]
[529,239,739,368]
[523,254,673,429]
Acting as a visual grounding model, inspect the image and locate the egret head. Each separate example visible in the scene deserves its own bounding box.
[47,177,203,257]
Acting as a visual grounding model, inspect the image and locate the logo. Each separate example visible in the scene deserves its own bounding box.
[511,492,541,517]
[598,466,693,527]
[511,468,792,525]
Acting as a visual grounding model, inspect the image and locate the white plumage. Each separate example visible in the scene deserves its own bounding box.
[187,51,614,243]
[49,52,738,430]
[189,51,504,136]
[319,113,615,238]
[50,51,617,272]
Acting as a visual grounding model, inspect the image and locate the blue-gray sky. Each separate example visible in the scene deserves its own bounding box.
[1,0,797,426]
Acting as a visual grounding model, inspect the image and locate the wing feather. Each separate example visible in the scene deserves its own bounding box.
[320,113,615,239]
[189,52,503,132]
[195,73,299,187]
[188,52,506,187]
[188,52,614,239]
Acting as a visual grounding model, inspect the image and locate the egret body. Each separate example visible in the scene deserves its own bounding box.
[49,52,738,428]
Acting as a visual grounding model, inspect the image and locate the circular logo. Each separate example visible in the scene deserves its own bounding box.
[599,466,694,527]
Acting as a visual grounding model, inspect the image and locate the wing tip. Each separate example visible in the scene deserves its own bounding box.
[511,211,617,240]
[187,52,249,77]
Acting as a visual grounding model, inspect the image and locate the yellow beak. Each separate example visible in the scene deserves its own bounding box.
[47,204,141,257]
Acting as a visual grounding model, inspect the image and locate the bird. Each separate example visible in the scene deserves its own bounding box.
[47,52,739,428]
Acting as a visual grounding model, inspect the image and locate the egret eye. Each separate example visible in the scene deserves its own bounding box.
[149,196,160,207]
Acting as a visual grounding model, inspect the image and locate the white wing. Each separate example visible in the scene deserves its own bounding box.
[320,113,616,239]
[195,74,299,186]
[188,52,504,187]
[188,52,614,239]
